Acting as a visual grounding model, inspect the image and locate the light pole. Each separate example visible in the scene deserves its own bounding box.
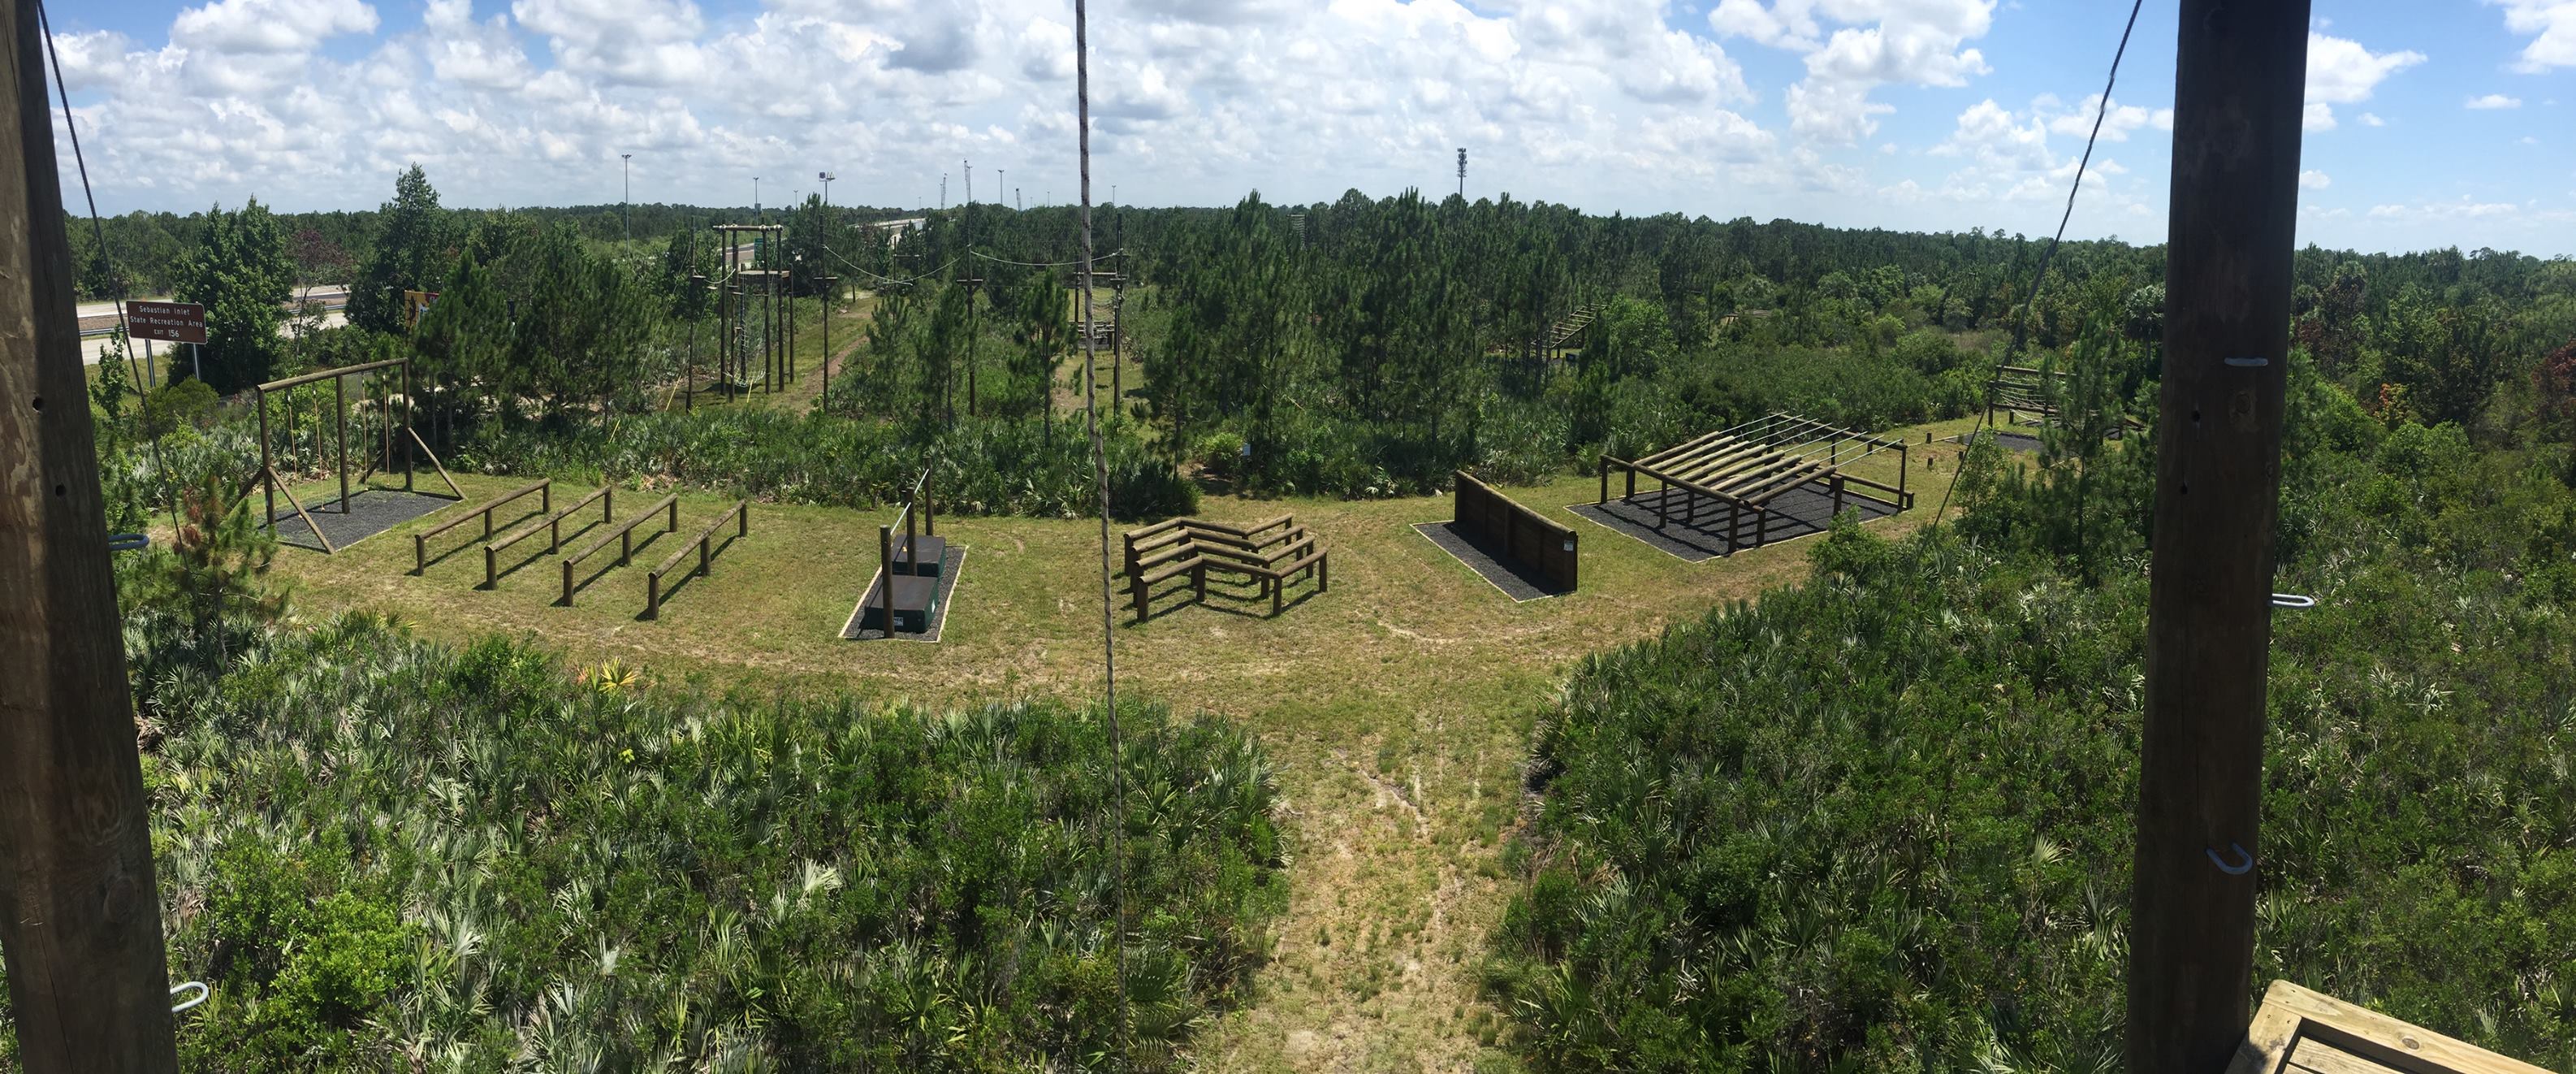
[621,154,633,239]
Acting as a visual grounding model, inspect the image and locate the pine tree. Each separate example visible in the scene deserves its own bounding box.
[349,165,452,335]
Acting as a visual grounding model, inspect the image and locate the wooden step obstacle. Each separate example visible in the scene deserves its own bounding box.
[1122,515,1329,621]
[1596,413,1913,556]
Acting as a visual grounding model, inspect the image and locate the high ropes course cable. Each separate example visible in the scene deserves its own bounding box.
[1928,0,2146,531]
[819,244,959,289]
[969,249,1125,269]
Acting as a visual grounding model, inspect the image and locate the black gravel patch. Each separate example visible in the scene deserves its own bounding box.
[271,488,457,552]
[1567,483,1901,563]
[841,547,966,642]
[1995,431,2043,453]
[1412,521,1563,601]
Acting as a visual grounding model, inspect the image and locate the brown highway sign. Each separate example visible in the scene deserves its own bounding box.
[125,301,208,344]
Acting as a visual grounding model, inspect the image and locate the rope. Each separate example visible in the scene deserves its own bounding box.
[969,249,1124,270]
[1927,0,2143,531]
[1072,0,1131,1051]
[40,0,183,535]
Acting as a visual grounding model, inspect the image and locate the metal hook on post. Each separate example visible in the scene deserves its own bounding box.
[2206,843,2254,876]
[169,981,208,1014]
[2269,593,2315,609]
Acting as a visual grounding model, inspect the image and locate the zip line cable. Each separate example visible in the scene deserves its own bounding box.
[1071,0,1132,1052]
[41,0,184,536]
[1926,0,2144,531]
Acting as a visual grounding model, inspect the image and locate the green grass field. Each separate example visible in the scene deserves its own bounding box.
[265,416,1988,1072]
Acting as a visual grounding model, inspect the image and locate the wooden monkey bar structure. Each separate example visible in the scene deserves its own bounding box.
[1597,413,1912,554]
[250,357,460,552]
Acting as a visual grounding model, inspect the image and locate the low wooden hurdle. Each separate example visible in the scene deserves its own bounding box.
[1454,470,1577,591]
[646,500,749,619]
[484,486,612,589]
[560,494,679,606]
[1597,414,1913,554]
[413,479,549,574]
[1122,515,1329,621]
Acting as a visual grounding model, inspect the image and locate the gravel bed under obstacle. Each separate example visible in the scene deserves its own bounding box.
[1568,483,1900,563]
[273,489,456,552]
[1412,521,1565,601]
[840,547,966,643]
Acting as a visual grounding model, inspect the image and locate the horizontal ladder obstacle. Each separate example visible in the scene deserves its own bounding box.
[414,479,549,574]
[484,485,612,588]
[646,500,750,619]
[1597,413,1912,554]
[560,494,680,606]
[1122,515,1329,621]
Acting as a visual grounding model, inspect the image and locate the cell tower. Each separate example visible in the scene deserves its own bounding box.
[1457,148,1466,197]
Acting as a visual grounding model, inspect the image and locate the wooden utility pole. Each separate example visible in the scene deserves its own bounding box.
[2126,1,2308,1070]
[0,0,182,1067]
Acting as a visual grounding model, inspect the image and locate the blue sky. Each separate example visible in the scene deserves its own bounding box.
[45,0,2576,255]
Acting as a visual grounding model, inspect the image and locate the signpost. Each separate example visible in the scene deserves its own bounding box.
[124,300,205,384]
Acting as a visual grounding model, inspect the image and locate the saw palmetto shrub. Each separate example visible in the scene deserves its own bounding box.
[1485,382,2576,1071]
[112,617,1278,1072]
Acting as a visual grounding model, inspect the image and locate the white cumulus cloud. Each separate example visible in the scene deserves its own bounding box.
[2303,32,2424,131]
[2492,0,2576,71]
[2466,93,2524,109]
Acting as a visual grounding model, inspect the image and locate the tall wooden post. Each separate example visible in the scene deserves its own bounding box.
[2126,2,2308,1070]
[334,372,350,510]
[0,0,182,1063]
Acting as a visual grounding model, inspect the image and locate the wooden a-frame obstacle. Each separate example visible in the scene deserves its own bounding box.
[1594,413,1911,556]
[249,357,461,553]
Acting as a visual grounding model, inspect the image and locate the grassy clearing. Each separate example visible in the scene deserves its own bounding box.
[266,417,1983,1072]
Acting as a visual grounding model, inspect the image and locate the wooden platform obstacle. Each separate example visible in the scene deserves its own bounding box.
[1122,515,1329,621]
